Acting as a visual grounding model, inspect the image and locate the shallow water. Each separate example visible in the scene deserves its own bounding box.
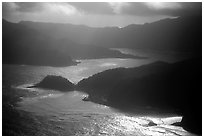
[3,57,193,136]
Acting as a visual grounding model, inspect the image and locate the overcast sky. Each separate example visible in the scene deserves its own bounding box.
[2,2,201,27]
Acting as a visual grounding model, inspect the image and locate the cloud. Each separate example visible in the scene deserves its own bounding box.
[68,2,113,14]
[3,3,18,18]
[3,2,201,17]
[2,2,82,20]
[173,2,202,16]
[2,2,45,13]
[108,2,130,14]
[2,2,201,27]
[15,2,45,12]
[125,2,201,16]
[113,2,201,16]
[145,2,182,10]
[45,3,80,15]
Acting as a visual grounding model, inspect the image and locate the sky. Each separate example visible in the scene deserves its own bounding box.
[2,2,201,27]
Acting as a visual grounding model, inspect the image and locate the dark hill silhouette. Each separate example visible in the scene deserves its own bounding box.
[28,75,75,91]
[3,15,201,66]
[77,58,202,135]
[19,15,201,55]
[2,19,76,67]
[3,19,145,66]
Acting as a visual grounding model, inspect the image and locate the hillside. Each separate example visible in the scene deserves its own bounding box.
[77,58,202,134]
[2,19,143,66]
[2,19,76,67]
[28,75,75,91]
[3,15,201,66]
[19,15,201,55]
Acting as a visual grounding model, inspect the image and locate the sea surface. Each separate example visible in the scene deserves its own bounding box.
[3,50,193,136]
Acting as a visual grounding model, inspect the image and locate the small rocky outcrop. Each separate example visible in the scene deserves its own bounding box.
[28,75,75,91]
[82,96,90,101]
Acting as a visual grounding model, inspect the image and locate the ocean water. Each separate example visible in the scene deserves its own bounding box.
[3,57,193,136]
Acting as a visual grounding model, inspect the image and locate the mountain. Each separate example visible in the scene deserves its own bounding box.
[3,19,144,66]
[3,15,201,66]
[77,58,202,135]
[2,19,76,67]
[19,15,201,55]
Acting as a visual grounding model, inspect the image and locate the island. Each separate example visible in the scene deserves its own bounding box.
[28,75,75,91]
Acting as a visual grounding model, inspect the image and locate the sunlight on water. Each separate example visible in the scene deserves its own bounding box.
[107,115,189,136]
[99,63,118,67]
[6,57,193,136]
[39,93,63,99]
[71,67,88,74]
[11,58,153,85]
[16,89,191,136]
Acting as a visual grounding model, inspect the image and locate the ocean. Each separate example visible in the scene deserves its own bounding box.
[3,53,193,135]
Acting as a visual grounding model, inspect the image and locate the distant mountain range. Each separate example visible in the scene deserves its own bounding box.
[2,19,142,66]
[19,15,201,53]
[2,15,201,66]
[2,19,75,66]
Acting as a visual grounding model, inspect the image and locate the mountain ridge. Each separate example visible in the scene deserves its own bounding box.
[3,19,145,66]
[77,57,201,135]
[15,15,201,54]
